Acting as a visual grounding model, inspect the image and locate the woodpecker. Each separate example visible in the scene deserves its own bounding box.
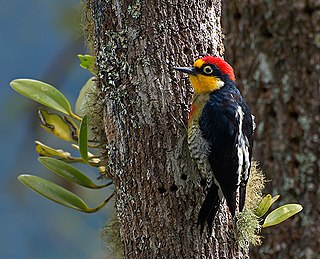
[174,56,254,231]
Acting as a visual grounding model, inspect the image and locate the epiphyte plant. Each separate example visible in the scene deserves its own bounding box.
[10,54,113,213]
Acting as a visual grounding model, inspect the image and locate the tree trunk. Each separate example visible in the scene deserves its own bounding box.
[89,0,248,257]
[223,1,320,258]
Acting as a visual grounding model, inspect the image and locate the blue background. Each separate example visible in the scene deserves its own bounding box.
[0,1,113,258]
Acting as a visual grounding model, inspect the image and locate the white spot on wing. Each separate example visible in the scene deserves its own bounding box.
[252,114,256,132]
[235,106,251,186]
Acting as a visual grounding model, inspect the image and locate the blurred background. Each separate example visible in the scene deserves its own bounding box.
[2,1,319,258]
[1,0,112,258]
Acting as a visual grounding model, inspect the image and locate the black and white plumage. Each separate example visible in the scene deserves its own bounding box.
[174,56,254,231]
[197,85,253,230]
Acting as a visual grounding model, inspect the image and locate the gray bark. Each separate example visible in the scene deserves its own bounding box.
[90,0,248,257]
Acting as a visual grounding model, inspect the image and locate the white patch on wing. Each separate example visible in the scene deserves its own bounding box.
[252,114,256,131]
[235,106,251,187]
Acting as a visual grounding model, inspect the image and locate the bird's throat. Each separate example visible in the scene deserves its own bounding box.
[188,93,211,127]
[189,74,224,94]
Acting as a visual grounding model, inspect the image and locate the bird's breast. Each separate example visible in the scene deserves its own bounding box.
[187,93,212,176]
[188,123,212,179]
[188,93,211,128]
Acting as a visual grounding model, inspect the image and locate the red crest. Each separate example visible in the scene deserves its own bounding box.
[201,56,235,81]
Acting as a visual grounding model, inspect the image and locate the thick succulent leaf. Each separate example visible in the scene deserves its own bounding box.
[38,157,106,189]
[256,194,280,217]
[38,109,77,142]
[18,174,89,212]
[262,204,303,228]
[75,77,95,117]
[79,115,89,162]
[10,79,72,115]
[75,78,97,140]
[35,141,71,159]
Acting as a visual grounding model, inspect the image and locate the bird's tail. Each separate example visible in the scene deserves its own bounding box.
[197,183,220,234]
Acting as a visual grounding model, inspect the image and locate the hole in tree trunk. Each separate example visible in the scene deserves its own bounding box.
[158,186,167,194]
[170,184,178,192]
[181,174,188,180]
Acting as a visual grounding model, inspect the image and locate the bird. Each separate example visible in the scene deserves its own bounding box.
[174,56,254,232]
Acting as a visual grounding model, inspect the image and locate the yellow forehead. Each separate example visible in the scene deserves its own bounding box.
[193,59,204,68]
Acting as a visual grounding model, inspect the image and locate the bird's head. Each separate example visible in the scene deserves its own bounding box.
[174,56,235,94]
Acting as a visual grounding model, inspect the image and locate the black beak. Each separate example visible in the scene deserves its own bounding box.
[173,67,197,75]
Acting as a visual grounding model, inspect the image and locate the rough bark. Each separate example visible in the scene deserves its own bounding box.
[223,1,320,258]
[89,0,248,257]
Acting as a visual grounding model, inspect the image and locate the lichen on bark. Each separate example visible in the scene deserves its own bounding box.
[89,0,249,257]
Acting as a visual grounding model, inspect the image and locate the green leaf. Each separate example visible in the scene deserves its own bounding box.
[77,54,96,74]
[10,79,72,115]
[270,195,280,206]
[75,77,95,117]
[75,78,97,141]
[79,115,89,162]
[38,157,108,189]
[256,194,280,217]
[262,204,303,228]
[18,174,89,212]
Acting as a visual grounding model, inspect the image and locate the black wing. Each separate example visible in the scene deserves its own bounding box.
[198,87,253,229]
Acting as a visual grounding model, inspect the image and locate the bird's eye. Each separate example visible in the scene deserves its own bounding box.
[203,65,213,75]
